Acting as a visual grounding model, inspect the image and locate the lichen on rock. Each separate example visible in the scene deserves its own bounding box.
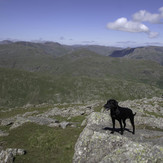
[73,112,163,163]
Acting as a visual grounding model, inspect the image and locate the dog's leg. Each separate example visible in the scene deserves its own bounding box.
[123,119,126,130]
[111,118,115,134]
[130,117,135,134]
[119,120,123,135]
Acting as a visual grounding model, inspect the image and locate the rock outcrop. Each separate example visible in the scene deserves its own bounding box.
[0,97,162,162]
[0,104,95,130]
[0,148,26,163]
[73,112,163,163]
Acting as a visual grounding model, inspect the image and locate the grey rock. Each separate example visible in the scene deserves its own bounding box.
[0,150,13,163]
[48,123,60,128]
[10,117,30,129]
[81,119,87,127]
[22,111,39,117]
[0,148,25,163]
[1,117,15,126]
[60,121,70,129]
[1,115,59,130]
[71,124,77,128]
[73,112,163,163]
[135,116,163,129]
[27,116,58,126]
[119,97,163,117]
[40,104,94,118]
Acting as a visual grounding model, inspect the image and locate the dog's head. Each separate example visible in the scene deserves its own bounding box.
[104,99,118,110]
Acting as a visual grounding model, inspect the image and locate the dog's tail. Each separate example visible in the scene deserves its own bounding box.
[133,112,136,116]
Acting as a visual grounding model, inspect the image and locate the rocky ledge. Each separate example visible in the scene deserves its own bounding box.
[73,112,163,163]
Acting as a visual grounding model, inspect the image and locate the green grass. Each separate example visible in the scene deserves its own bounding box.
[0,106,53,119]
[144,111,163,118]
[0,123,84,163]
[0,67,162,108]
[68,115,86,123]
[136,124,163,132]
[0,103,86,163]
[0,46,163,108]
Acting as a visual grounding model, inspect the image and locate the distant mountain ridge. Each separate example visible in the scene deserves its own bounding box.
[0,40,122,57]
[110,46,163,65]
[0,40,162,65]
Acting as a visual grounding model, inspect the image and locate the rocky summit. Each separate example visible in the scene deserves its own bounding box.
[73,97,163,163]
[0,97,163,162]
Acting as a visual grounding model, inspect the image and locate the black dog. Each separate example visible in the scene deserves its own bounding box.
[104,99,136,135]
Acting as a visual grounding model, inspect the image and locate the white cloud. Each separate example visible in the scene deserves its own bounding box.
[107,6,163,38]
[132,7,163,24]
[107,17,149,33]
[107,17,158,38]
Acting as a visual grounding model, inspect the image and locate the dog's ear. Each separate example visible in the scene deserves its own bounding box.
[113,100,118,106]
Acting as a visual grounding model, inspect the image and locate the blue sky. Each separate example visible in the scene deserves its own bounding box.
[0,0,163,47]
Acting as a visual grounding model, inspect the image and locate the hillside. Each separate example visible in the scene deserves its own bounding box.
[0,41,163,107]
[52,49,163,86]
[0,67,162,108]
[0,43,162,87]
[72,45,122,56]
[110,46,163,65]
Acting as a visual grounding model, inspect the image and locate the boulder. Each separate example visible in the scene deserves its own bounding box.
[60,121,70,129]
[73,112,163,163]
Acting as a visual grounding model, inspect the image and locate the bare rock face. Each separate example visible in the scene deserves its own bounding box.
[73,112,163,163]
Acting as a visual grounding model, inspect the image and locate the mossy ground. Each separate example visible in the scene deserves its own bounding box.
[0,123,84,163]
[0,105,85,163]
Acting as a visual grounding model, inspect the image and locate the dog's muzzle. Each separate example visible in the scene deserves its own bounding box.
[103,104,110,111]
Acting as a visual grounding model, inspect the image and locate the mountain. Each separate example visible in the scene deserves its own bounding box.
[1,41,162,65]
[110,46,163,65]
[0,41,73,58]
[0,41,121,59]
[50,49,163,86]
[0,40,13,44]
[72,45,122,56]
[0,41,162,107]
[1,45,162,86]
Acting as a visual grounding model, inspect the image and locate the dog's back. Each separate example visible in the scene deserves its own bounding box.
[117,107,136,119]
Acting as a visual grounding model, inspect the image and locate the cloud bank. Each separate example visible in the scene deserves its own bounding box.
[107,6,163,38]
[132,7,163,24]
